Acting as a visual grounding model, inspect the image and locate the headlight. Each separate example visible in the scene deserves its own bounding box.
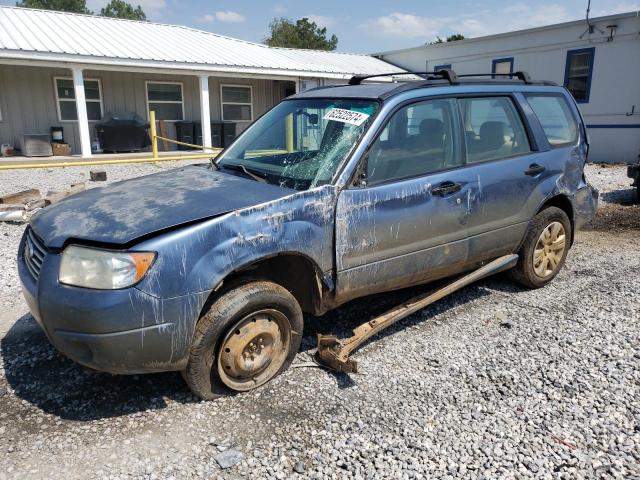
[59,245,155,290]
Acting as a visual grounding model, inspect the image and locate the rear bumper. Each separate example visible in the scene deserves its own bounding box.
[574,183,599,231]
[18,233,210,374]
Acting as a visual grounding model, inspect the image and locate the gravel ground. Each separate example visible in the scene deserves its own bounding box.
[0,162,638,479]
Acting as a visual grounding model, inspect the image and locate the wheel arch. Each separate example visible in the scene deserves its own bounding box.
[202,252,329,317]
[535,194,575,244]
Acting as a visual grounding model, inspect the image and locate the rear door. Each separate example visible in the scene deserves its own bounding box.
[456,94,548,261]
[335,97,476,302]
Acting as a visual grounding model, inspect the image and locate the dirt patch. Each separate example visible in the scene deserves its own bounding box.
[585,202,640,232]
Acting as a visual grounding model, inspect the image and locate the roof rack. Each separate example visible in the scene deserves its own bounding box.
[348,69,533,86]
[348,69,459,85]
[457,71,533,83]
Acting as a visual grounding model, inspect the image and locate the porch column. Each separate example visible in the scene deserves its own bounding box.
[72,68,92,158]
[199,75,212,151]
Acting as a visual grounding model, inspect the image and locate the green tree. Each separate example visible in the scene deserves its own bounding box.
[15,0,91,14]
[428,33,465,45]
[100,0,146,20]
[265,17,338,51]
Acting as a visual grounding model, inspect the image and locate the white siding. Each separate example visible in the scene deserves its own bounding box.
[379,13,640,164]
[0,64,292,154]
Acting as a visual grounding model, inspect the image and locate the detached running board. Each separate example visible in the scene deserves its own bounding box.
[315,254,519,373]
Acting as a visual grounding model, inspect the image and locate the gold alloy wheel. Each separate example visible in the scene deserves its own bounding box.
[217,309,291,391]
[533,221,566,278]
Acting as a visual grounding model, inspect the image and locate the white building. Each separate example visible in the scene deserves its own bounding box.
[0,6,402,158]
[375,11,640,164]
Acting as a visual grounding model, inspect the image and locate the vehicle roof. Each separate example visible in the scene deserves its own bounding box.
[291,78,559,101]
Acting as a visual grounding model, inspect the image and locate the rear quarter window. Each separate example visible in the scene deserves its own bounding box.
[525,94,579,147]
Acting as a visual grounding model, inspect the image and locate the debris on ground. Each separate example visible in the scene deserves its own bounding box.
[44,183,86,205]
[0,205,26,223]
[89,169,107,182]
[214,449,244,469]
[0,188,41,205]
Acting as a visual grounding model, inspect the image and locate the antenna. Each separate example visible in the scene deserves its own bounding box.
[580,0,605,38]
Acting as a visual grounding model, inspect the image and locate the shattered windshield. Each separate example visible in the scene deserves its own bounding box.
[216,98,379,190]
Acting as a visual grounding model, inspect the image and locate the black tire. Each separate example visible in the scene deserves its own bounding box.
[183,281,303,400]
[509,206,572,289]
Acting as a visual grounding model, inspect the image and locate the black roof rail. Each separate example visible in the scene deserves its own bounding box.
[456,71,533,84]
[348,69,459,86]
[349,69,534,86]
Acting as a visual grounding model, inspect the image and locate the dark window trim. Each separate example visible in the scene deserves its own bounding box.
[491,57,514,78]
[564,47,595,104]
[523,92,580,149]
[351,92,537,189]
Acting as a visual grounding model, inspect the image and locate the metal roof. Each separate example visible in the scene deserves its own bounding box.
[0,6,403,79]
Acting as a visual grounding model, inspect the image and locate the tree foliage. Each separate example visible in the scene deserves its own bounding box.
[100,0,146,20]
[265,17,338,51]
[428,33,466,45]
[16,0,91,14]
[16,0,147,20]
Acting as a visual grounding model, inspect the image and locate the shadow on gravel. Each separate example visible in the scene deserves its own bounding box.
[2,276,500,417]
[1,314,196,421]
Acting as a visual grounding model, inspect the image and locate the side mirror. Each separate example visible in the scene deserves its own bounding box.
[353,155,368,188]
[308,113,319,125]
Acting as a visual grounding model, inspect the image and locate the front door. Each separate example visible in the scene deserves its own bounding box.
[335,98,475,302]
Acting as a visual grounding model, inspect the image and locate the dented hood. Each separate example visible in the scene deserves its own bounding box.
[30,165,294,248]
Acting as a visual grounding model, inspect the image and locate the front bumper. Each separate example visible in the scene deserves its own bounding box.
[18,233,210,374]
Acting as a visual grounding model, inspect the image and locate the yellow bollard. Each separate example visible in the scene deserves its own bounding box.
[285,113,294,153]
[149,110,158,160]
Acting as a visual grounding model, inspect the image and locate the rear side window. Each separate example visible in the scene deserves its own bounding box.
[525,94,578,147]
[459,97,531,164]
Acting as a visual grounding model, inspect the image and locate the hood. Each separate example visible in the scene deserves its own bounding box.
[31,165,294,248]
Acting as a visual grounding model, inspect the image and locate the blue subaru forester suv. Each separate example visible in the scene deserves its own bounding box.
[19,70,597,399]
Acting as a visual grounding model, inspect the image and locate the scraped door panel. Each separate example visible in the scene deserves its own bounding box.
[335,172,476,303]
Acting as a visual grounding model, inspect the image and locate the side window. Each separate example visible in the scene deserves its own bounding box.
[366,99,461,186]
[458,97,530,164]
[525,94,578,147]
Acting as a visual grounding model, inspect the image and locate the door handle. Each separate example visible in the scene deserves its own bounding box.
[431,181,462,196]
[524,163,546,176]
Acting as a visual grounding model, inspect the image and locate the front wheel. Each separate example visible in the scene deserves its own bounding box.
[183,281,303,400]
[509,206,572,289]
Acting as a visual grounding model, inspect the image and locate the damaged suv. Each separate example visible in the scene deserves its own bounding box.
[19,71,597,399]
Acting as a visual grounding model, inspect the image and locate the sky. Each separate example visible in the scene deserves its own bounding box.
[3,0,639,52]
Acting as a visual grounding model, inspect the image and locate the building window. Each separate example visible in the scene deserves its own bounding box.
[564,48,595,103]
[221,85,253,122]
[54,77,103,122]
[433,64,451,71]
[491,57,514,78]
[146,82,184,121]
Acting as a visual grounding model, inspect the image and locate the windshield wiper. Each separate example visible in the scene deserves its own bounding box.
[221,163,268,183]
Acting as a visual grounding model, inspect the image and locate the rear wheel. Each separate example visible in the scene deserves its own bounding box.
[183,281,303,400]
[510,206,571,289]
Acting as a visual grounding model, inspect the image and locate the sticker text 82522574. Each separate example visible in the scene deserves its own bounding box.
[323,108,370,126]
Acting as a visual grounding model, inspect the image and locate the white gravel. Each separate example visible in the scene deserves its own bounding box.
[0,161,638,479]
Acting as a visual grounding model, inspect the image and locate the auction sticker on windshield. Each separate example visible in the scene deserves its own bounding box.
[323,108,370,126]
